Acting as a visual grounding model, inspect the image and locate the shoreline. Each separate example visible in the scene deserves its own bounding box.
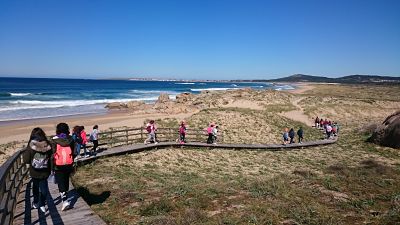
[0,83,311,147]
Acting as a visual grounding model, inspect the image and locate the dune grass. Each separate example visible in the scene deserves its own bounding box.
[72,84,400,225]
[72,129,400,225]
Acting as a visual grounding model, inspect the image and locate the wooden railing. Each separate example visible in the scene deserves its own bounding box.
[87,127,224,148]
[0,149,28,225]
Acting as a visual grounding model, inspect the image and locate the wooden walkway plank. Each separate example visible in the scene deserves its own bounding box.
[13,177,106,225]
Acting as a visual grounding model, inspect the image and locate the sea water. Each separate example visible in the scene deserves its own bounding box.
[0,77,294,122]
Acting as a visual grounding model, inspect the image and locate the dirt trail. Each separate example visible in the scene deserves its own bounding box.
[280,97,314,126]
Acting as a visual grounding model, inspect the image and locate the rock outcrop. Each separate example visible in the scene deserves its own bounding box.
[156,93,170,104]
[175,92,194,104]
[368,110,400,149]
[127,100,145,109]
[105,102,128,110]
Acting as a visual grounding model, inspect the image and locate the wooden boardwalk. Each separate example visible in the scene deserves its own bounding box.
[13,138,337,225]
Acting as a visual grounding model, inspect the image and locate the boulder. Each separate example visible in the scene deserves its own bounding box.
[127,100,145,109]
[175,92,194,104]
[368,110,400,149]
[156,93,170,104]
[105,102,127,109]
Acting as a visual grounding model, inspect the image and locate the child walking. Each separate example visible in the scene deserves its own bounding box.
[178,121,187,144]
[52,123,76,211]
[24,127,53,213]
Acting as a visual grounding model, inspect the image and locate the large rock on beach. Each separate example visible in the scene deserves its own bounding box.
[175,92,194,104]
[368,110,400,149]
[156,93,170,103]
[127,100,145,109]
[105,102,127,109]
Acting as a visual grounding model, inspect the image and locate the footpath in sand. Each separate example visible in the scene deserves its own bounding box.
[279,83,315,126]
[279,97,314,127]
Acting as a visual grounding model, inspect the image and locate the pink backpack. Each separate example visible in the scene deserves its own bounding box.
[54,144,73,166]
[207,127,213,134]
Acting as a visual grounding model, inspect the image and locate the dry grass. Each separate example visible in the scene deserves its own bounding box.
[72,129,400,224]
[71,84,400,224]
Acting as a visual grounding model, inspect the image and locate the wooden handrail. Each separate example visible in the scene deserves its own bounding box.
[0,149,29,225]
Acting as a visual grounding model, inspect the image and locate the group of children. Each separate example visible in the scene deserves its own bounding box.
[24,123,99,213]
[71,125,99,158]
[144,120,219,145]
[314,116,340,139]
[282,127,304,145]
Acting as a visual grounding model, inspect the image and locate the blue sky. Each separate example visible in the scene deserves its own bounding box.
[0,0,399,80]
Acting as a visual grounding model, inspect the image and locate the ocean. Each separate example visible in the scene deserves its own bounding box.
[0,77,294,122]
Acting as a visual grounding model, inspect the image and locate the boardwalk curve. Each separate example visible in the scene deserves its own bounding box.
[3,132,337,225]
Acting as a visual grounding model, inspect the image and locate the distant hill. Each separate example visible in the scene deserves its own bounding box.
[239,74,400,84]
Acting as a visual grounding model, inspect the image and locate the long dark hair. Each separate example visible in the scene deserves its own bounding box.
[28,127,48,144]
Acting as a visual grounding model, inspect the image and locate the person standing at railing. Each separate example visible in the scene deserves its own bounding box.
[90,125,99,155]
[23,127,53,213]
[52,122,76,211]
[144,120,158,144]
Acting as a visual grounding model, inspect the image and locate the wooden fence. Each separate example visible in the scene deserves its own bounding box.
[87,127,224,148]
[0,150,28,225]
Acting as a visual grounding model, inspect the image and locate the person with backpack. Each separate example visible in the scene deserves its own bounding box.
[178,121,187,144]
[206,124,215,144]
[297,127,304,143]
[90,125,99,155]
[52,122,76,211]
[289,128,295,144]
[80,126,89,157]
[71,126,82,158]
[144,120,158,144]
[23,127,53,213]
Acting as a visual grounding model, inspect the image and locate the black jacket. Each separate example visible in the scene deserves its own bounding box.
[24,140,53,179]
[297,128,304,137]
[289,129,295,138]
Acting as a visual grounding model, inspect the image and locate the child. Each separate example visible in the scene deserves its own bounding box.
[52,123,76,211]
[282,128,289,145]
[212,125,219,144]
[178,121,187,144]
[24,127,53,213]
[144,120,158,144]
[90,125,99,155]
[80,126,89,157]
[297,127,304,143]
[206,124,215,144]
[289,128,295,144]
[71,126,82,157]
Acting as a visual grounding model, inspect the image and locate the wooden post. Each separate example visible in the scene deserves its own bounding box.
[141,127,143,142]
[110,131,113,148]
[126,130,129,145]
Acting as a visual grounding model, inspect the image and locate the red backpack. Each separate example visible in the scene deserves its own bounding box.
[54,144,73,166]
